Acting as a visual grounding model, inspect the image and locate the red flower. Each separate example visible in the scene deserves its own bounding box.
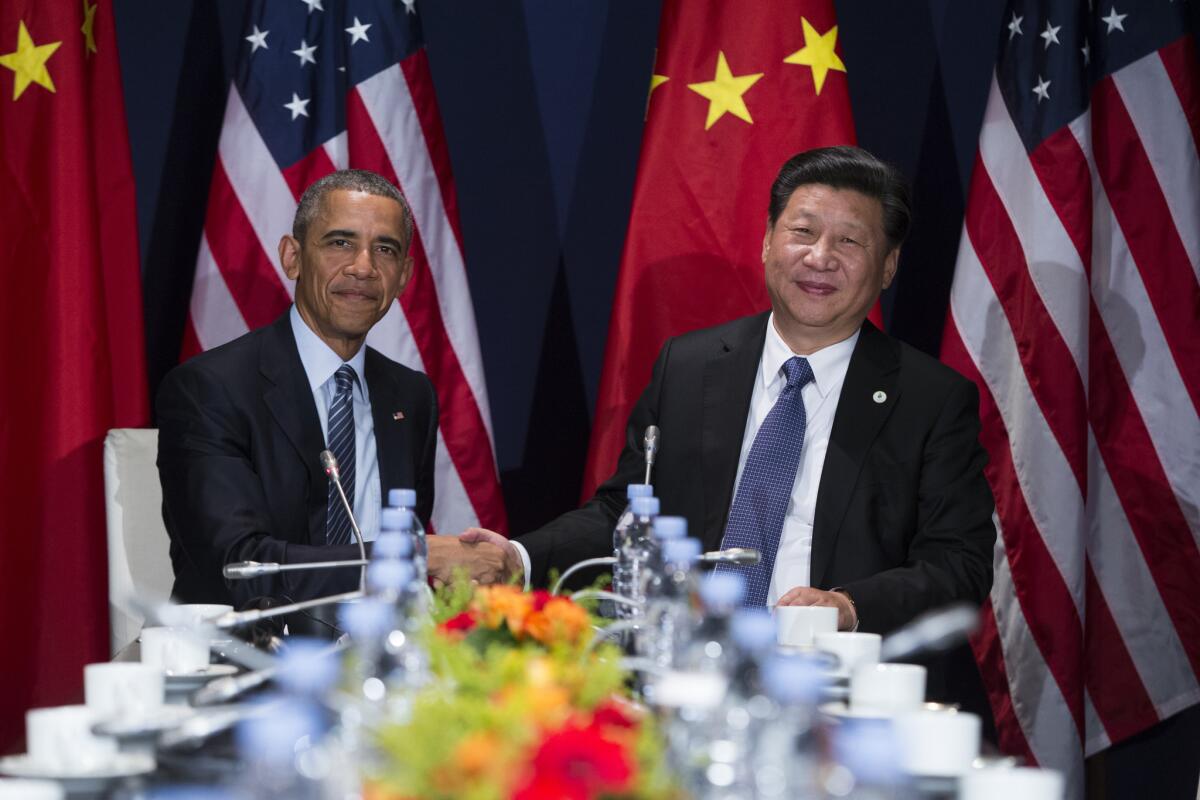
[590,699,637,731]
[439,611,477,635]
[512,723,634,800]
[530,590,553,612]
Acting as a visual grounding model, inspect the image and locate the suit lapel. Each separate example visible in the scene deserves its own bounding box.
[700,313,770,551]
[810,321,901,587]
[260,313,327,544]
[366,349,411,496]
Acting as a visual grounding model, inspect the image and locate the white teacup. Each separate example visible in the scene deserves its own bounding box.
[850,662,927,714]
[0,779,63,799]
[775,605,838,647]
[894,709,981,776]
[84,663,164,721]
[158,603,232,628]
[140,626,210,675]
[960,767,1064,800]
[814,631,882,676]
[25,705,117,773]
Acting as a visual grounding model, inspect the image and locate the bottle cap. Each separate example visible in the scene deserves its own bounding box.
[274,638,341,695]
[698,570,745,611]
[380,507,415,532]
[662,537,701,566]
[338,597,394,638]
[235,695,323,765]
[388,488,417,508]
[731,608,777,653]
[630,496,660,517]
[653,515,687,539]
[626,483,654,499]
[373,530,414,559]
[760,653,828,706]
[367,559,415,593]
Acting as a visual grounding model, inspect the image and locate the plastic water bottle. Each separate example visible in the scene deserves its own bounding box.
[611,484,653,606]
[757,653,831,799]
[387,489,427,582]
[615,495,659,621]
[640,514,688,601]
[641,531,700,668]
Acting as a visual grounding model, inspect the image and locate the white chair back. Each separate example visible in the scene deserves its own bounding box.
[103,428,173,655]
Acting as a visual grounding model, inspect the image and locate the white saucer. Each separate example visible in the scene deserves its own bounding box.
[820,701,895,720]
[92,704,195,738]
[164,663,239,690]
[0,752,154,790]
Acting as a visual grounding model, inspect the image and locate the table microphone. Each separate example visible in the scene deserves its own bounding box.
[224,559,368,579]
[320,449,367,591]
[642,425,660,485]
[879,603,979,662]
[698,547,761,566]
[211,590,364,629]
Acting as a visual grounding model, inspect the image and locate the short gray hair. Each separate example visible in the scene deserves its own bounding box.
[292,169,415,246]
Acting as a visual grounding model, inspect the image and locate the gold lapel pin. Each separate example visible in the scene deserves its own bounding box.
[393,411,406,420]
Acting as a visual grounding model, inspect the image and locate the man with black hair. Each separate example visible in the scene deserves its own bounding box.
[459,146,996,635]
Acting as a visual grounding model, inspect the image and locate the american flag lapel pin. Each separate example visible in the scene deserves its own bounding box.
[393,410,405,421]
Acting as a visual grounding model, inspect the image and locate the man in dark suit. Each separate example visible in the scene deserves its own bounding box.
[458,146,995,635]
[158,169,508,608]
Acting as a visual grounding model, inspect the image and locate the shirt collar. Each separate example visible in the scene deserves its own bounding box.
[289,305,369,398]
[762,313,860,398]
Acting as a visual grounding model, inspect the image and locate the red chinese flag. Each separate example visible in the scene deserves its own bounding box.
[0,0,147,750]
[582,0,858,496]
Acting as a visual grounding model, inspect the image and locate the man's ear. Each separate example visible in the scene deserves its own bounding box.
[761,225,772,264]
[396,253,415,297]
[882,247,900,289]
[279,235,301,281]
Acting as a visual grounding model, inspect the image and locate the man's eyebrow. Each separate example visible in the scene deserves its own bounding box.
[374,235,404,249]
[320,228,359,240]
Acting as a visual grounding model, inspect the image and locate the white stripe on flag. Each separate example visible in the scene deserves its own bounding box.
[950,228,1087,607]
[1075,121,1200,541]
[1086,430,1200,718]
[989,540,1085,797]
[217,87,297,296]
[190,235,249,349]
[1112,52,1200,278]
[355,64,496,446]
[979,79,1089,370]
[323,131,349,171]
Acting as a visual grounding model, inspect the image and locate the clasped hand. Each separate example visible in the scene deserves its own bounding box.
[426,530,522,587]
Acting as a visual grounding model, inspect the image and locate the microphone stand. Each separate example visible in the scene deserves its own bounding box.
[211,590,364,630]
[320,449,368,592]
[642,425,660,485]
[224,559,368,579]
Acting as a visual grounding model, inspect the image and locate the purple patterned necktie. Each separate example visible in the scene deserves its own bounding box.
[716,355,814,606]
[325,364,358,545]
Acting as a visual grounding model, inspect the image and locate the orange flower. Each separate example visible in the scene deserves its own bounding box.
[452,731,500,778]
[472,585,533,636]
[525,597,591,646]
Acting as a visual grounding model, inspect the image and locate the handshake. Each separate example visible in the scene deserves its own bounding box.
[426,529,524,587]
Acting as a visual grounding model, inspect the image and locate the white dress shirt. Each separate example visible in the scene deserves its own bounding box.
[735,315,858,606]
[290,306,381,542]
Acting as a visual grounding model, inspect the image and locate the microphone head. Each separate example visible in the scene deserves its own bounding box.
[643,425,660,458]
[319,449,340,478]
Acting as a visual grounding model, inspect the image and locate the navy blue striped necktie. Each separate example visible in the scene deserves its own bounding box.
[325,364,358,545]
[716,355,814,606]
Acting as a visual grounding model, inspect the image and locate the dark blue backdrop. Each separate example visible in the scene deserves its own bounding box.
[111,2,1199,791]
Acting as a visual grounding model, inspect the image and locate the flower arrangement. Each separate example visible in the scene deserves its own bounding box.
[366,581,679,800]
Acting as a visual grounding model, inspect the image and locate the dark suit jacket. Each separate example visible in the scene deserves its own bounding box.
[156,311,438,607]
[517,313,995,633]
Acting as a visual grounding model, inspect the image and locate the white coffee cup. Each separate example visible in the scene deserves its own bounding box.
[775,605,838,647]
[894,709,981,776]
[850,662,927,714]
[814,631,882,676]
[0,779,63,799]
[25,705,118,773]
[960,766,1064,800]
[84,662,164,721]
[158,604,232,628]
[140,626,210,675]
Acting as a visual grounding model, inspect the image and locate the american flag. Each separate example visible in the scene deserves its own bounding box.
[940,1,1199,794]
[185,0,506,535]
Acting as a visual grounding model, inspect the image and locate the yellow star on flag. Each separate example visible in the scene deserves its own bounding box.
[0,20,62,100]
[687,51,763,130]
[82,0,99,55]
[783,18,846,95]
[650,73,669,95]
